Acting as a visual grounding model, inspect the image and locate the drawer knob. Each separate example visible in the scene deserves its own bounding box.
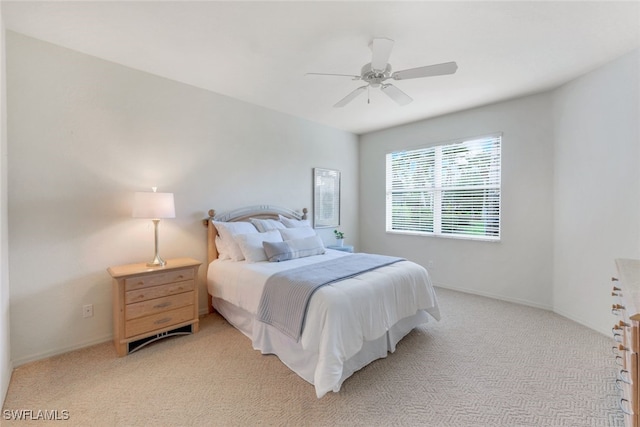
[618,369,632,385]
[619,344,629,352]
[154,317,171,325]
[612,277,619,282]
[619,320,630,328]
[613,286,621,291]
[619,398,632,416]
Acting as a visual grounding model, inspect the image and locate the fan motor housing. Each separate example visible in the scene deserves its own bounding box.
[361,63,391,87]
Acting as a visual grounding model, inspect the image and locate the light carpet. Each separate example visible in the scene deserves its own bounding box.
[2,288,623,426]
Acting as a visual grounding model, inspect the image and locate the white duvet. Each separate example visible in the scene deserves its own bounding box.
[207,249,440,397]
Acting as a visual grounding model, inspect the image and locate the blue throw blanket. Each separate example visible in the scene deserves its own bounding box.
[256,253,405,341]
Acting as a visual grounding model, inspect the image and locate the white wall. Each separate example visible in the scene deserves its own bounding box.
[6,32,359,365]
[359,93,555,309]
[359,49,639,335]
[552,49,640,334]
[0,10,12,406]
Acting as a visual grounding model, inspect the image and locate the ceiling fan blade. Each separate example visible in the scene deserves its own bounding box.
[333,86,367,108]
[392,61,458,80]
[306,72,361,80]
[381,84,413,106]
[370,37,395,72]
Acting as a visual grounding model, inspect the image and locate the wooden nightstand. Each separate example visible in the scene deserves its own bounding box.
[107,257,201,356]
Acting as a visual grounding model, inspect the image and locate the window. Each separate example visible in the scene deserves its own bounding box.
[386,134,501,241]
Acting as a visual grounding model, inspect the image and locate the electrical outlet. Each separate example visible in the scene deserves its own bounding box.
[82,304,94,318]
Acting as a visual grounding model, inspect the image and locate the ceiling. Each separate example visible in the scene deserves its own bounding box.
[2,1,639,135]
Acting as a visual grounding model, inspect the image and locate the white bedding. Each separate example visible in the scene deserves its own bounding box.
[207,249,440,398]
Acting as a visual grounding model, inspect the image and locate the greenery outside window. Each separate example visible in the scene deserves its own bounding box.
[385,134,501,241]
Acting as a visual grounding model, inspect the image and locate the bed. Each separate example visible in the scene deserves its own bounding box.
[204,205,440,398]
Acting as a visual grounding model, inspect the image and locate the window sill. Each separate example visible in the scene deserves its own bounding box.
[386,230,500,243]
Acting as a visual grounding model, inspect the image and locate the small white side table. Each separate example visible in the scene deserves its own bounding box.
[327,245,354,253]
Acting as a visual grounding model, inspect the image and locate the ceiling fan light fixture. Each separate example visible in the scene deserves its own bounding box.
[307,37,458,108]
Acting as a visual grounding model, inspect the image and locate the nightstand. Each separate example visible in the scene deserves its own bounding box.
[107,257,201,356]
[327,245,354,253]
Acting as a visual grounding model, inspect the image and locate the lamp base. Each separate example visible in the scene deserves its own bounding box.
[147,219,166,267]
[147,254,166,268]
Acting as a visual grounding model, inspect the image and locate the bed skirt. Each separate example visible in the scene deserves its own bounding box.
[212,297,430,397]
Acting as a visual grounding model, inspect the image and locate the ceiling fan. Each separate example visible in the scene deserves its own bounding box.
[307,37,458,108]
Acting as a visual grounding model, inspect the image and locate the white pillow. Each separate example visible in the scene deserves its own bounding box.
[250,218,286,233]
[235,230,283,263]
[263,235,326,262]
[278,214,311,228]
[213,221,259,261]
[279,226,316,241]
[215,235,230,260]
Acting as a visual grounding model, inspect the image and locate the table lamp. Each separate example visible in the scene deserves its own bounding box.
[132,187,176,267]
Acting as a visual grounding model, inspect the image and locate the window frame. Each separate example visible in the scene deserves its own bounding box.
[385,133,502,242]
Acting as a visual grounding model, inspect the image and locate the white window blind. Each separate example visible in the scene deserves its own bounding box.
[386,134,501,241]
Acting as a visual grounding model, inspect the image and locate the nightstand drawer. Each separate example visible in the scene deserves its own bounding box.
[125,280,195,304]
[125,305,195,338]
[124,268,195,292]
[125,291,194,320]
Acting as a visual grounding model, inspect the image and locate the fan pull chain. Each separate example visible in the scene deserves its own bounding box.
[367,86,371,104]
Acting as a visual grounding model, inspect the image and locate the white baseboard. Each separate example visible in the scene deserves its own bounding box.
[11,333,113,368]
[435,283,609,337]
[551,306,609,337]
[12,312,213,368]
[435,282,553,311]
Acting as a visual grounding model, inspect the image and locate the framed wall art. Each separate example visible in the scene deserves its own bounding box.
[313,168,340,228]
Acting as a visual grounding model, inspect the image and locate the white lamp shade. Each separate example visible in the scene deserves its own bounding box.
[132,192,176,219]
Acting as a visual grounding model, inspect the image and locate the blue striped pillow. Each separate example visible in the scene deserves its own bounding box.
[263,235,325,262]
